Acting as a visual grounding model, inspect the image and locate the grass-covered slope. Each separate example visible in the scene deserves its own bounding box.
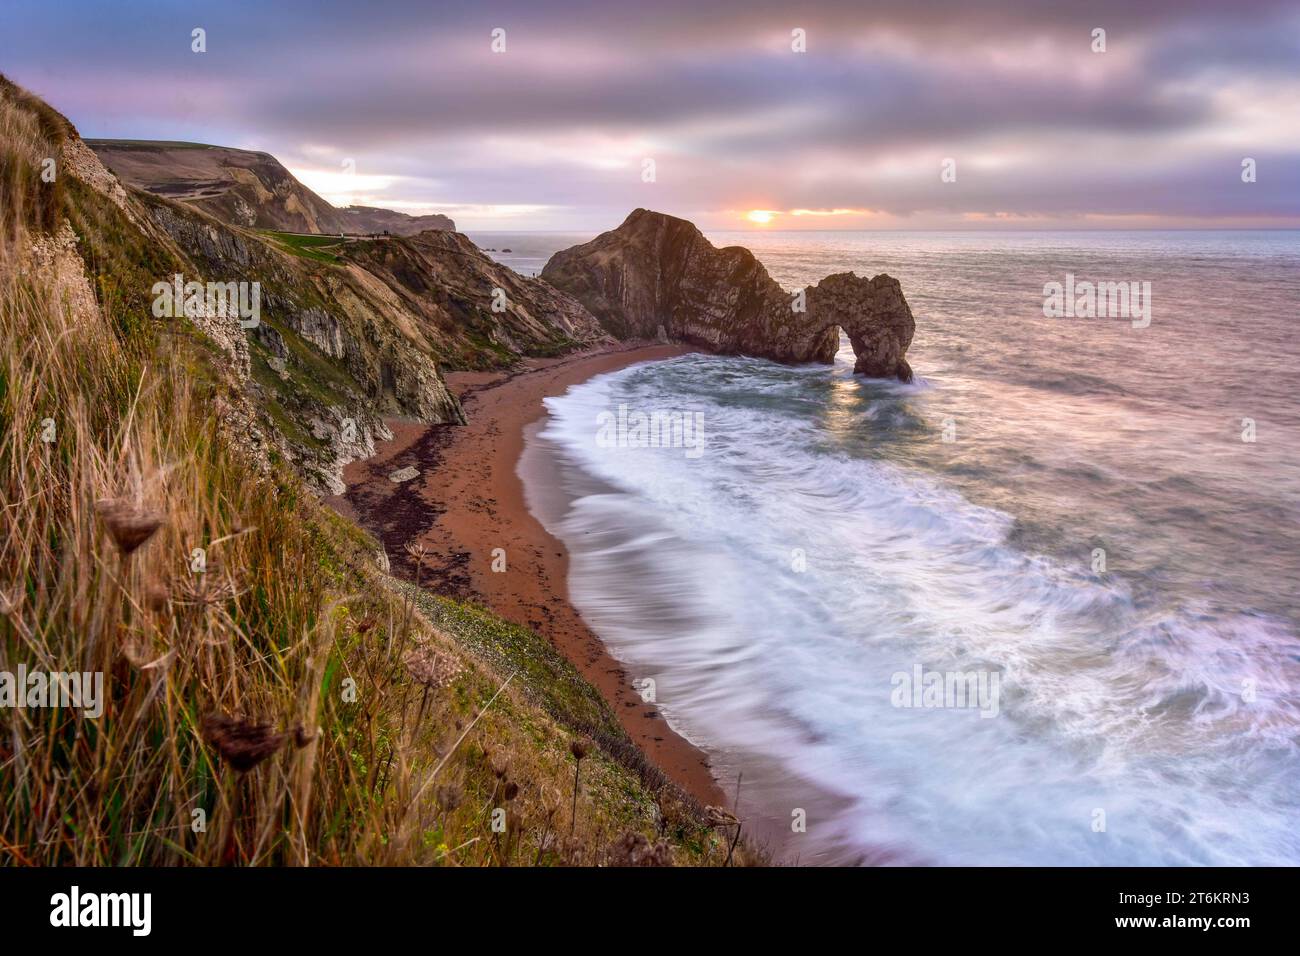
[0,76,746,867]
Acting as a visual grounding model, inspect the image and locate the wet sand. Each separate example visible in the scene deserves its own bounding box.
[330,344,726,807]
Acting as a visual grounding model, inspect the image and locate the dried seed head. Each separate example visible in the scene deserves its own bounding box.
[436,783,464,812]
[608,831,673,867]
[404,645,462,691]
[490,758,509,780]
[175,574,241,609]
[403,540,428,563]
[143,580,170,613]
[503,781,519,802]
[95,499,164,555]
[704,805,740,828]
[569,737,591,761]
[201,712,293,773]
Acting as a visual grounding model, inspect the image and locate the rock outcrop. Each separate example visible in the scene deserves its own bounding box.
[345,229,611,363]
[542,208,916,381]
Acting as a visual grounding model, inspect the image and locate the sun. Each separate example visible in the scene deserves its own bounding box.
[746,209,777,225]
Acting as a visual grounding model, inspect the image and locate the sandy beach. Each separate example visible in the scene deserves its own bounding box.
[330,344,725,807]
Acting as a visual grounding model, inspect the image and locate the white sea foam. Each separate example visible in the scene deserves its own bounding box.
[529,347,1300,866]
[510,228,1300,865]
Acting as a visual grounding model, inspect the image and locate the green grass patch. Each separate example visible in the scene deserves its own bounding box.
[262,230,345,264]
[406,589,621,739]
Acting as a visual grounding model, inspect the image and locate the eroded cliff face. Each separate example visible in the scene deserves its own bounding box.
[542,208,916,381]
[345,229,611,365]
[134,197,465,493]
[133,199,611,492]
[16,84,608,495]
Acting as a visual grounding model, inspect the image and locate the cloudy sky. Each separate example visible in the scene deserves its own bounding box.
[3,0,1298,231]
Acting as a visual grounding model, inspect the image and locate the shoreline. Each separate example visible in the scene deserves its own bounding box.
[330,344,727,808]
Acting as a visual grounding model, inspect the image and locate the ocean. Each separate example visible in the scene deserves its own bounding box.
[477,229,1300,865]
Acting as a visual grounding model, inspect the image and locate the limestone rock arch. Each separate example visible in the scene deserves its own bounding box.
[802,272,915,381]
[542,209,917,382]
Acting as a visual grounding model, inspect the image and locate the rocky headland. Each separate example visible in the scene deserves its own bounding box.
[542,208,916,381]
